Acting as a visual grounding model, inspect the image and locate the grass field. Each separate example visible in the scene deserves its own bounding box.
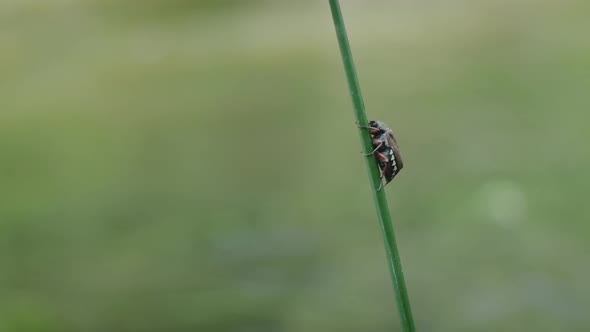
[1,1,589,331]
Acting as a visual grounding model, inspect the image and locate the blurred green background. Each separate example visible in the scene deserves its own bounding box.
[1,0,589,331]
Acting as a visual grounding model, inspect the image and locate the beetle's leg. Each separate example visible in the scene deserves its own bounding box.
[376,171,385,191]
[374,150,389,163]
[354,120,371,128]
[376,158,390,191]
[361,142,383,156]
[355,121,369,129]
[356,121,381,135]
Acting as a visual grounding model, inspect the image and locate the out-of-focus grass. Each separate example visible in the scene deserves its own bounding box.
[1,1,589,331]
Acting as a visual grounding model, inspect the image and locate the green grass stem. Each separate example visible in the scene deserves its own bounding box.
[328,1,416,331]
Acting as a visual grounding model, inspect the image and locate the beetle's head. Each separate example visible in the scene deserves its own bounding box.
[369,120,387,130]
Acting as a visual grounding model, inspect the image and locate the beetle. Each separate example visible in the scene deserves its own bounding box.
[358,120,404,190]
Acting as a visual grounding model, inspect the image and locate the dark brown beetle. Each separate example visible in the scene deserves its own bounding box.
[358,120,404,190]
